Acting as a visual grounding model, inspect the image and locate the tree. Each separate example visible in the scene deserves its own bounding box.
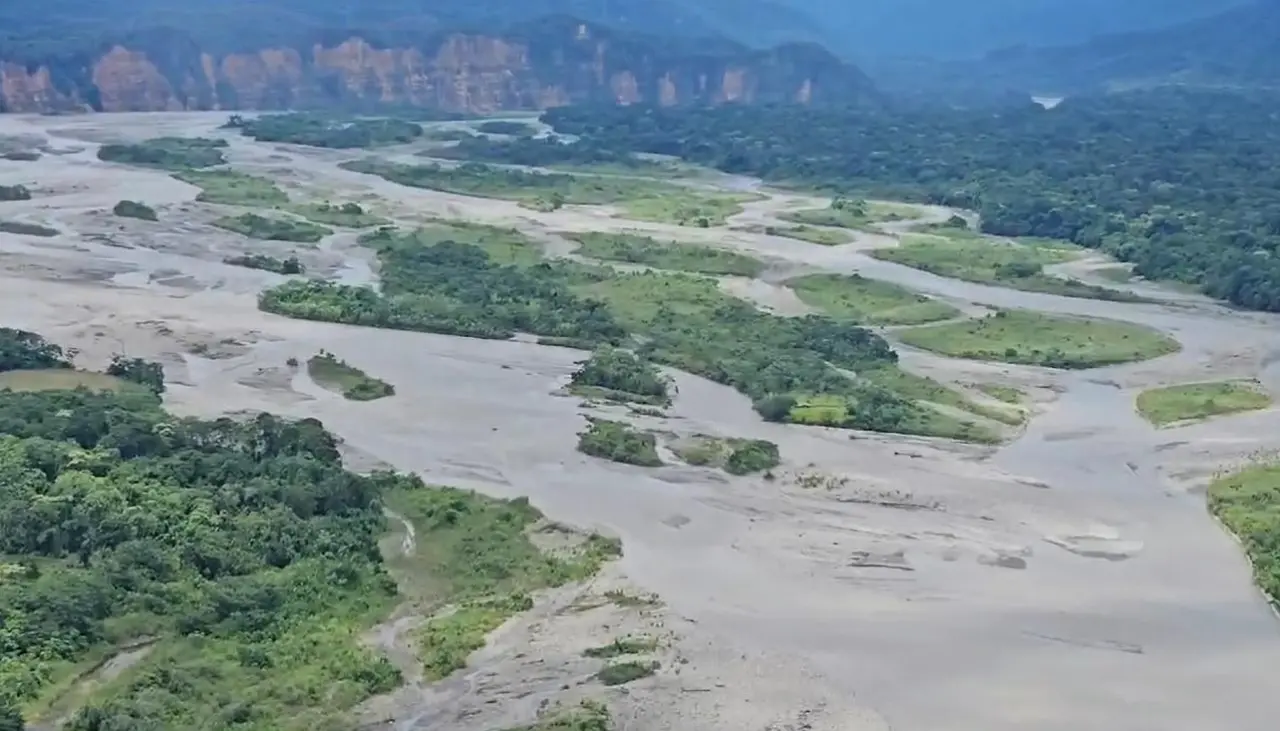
[106,356,165,393]
[0,703,24,731]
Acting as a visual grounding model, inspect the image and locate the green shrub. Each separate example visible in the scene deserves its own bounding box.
[595,661,657,686]
[570,347,669,405]
[224,254,304,274]
[97,137,226,169]
[724,440,781,475]
[307,352,394,401]
[577,419,662,467]
[0,220,57,237]
[214,213,331,243]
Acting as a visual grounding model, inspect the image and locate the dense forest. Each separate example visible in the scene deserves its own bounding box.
[0,331,410,728]
[224,114,425,149]
[545,89,1280,311]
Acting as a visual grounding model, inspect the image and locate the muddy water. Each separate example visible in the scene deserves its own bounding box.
[4,111,1280,731]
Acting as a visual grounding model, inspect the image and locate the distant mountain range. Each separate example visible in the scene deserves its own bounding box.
[0,1,876,114]
[867,0,1279,99]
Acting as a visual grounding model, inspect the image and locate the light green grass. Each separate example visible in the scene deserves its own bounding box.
[871,235,1144,302]
[896,310,1181,368]
[975,383,1025,404]
[763,225,853,246]
[381,485,621,680]
[364,221,548,268]
[1207,462,1280,604]
[307,352,394,401]
[173,169,289,206]
[285,202,389,228]
[567,231,763,277]
[617,191,758,227]
[1136,380,1271,427]
[780,200,922,232]
[0,369,131,392]
[787,273,959,326]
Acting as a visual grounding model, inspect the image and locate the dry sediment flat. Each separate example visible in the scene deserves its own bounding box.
[4,111,1280,731]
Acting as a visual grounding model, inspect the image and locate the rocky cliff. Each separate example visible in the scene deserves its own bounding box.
[0,19,876,114]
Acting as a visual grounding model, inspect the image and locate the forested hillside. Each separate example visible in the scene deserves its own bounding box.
[545,89,1280,311]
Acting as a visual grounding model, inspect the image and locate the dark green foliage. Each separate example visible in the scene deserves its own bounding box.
[0,221,58,237]
[544,91,1280,312]
[259,227,625,343]
[595,661,657,686]
[0,387,406,725]
[105,356,165,394]
[0,328,70,372]
[476,120,537,136]
[0,703,23,731]
[582,637,657,659]
[724,439,780,476]
[577,419,662,467]
[0,184,31,201]
[223,253,304,274]
[96,137,227,170]
[214,213,331,243]
[231,114,422,148]
[1,151,40,161]
[753,394,797,423]
[570,347,669,405]
[112,200,158,221]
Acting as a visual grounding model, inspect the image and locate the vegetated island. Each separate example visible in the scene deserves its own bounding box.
[566,231,764,277]
[896,309,1181,368]
[97,137,227,170]
[214,212,332,243]
[0,326,622,729]
[307,351,395,401]
[223,253,304,274]
[1136,380,1272,427]
[577,418,663,467]
[256,221,1003,442]
[670,434,781,476]
[1208,462,1280,608]
[0,184,32,201]
[0,220,58,237]
[113,200,158,221]
[786,273,959,326]
[569,346,671,407]
[224,113,424,148]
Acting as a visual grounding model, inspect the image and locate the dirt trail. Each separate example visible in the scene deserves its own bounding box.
[3,111,1280,731]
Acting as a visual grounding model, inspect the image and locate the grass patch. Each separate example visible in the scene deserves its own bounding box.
[1207,462,1280,605]
[1136,380,1271,427]
[567,231,763,276]
[97,137,226,170]
[582,636,659,659]
[173,169,289,206]
[365,221,548,268]
[0,220,57,236]
[505,700,612,731]
[787,273,959,326]
[224,253,304,274]
[897,310,1180,368]
[112,200,157,221]
[382,484,621,680]
[763,224,852,246]
[595,661,657,686]
[871,234,1144,302]
[577,418,662,467]
[780,198,922,232]
[285,201,389,228]
[975,383,1025,404]
[342,160,749,225]
[0,369,130,393]
[214,213,332,242]
[617,191,756,227]
[307,351,394,401]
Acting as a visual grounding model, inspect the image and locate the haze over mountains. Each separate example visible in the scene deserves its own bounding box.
[0,0,1272,112]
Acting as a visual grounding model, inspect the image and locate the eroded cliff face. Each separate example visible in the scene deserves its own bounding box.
[0,22,873,114]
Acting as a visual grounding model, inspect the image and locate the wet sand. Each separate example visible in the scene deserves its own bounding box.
[3,111,1280,731]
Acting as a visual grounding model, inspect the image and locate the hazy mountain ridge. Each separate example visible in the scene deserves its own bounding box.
[0,8,877,113]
